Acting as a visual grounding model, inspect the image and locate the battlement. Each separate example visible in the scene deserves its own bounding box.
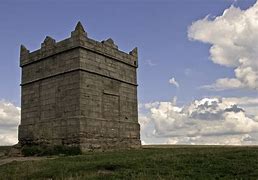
[20,22,138,67]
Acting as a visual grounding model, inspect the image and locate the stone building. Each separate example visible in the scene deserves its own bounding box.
[18,22,141,151]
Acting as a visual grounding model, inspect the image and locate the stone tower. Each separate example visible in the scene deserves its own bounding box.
[19,22,141,151]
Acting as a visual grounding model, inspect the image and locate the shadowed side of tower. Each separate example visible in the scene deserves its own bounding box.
[18,22,141,152]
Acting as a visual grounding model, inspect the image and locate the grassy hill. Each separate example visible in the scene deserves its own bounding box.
[0,146,258,179]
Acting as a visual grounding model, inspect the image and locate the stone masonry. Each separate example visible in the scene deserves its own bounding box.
[18,22,141,151]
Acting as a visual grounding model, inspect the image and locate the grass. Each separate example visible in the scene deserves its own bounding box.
[0,146,11,157]
[0,146,258,179]
[21,145,82,156]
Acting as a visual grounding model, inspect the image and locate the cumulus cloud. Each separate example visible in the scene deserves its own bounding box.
[0,100,20,145]
[188,2,258,91]
[139,97,258,145]
[169,77,180,88]
[201,78,244,91]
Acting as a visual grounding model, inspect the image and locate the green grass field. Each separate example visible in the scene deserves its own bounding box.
[0,146,258,179]
[0,146,11,157]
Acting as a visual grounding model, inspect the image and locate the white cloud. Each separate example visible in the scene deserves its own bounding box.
[0,133,18,146]
[139,97,258,145]
[188,2,258,91]
[165,134,255,145]
[0,100,20,145]
[221,97,258,108]
[201,78,244,91]
[169,77,180,88]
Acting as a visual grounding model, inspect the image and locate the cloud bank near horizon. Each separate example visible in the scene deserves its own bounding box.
[139,97,258,145]
[188,2,258,91]
[1,96,258,146]
[0,100,20,145]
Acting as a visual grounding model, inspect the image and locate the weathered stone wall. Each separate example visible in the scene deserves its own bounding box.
[21,48,80,84]
[19,22,141,151]
[19,71,81,146]
[79,70,140,150]
[79,48,137,85]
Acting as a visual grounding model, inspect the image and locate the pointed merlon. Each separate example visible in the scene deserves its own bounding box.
[20,44,30,62]
[106,38,114,44]
[75,21,85,33]
[129,47,138,57]
[44,36,56,44]
[41,36,56,48]
[20,44,30,55]
[71,21,87,38]
[101,38,118,49]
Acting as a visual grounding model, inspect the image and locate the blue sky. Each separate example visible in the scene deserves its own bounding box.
[0,0,255,105]
[0,0,258,145]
